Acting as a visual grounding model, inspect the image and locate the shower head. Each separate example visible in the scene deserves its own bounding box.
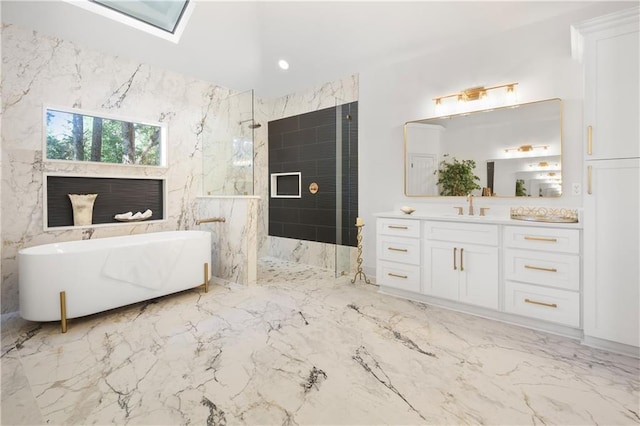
[239,119,262,129]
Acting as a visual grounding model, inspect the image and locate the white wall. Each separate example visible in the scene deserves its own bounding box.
[358,4,628,275]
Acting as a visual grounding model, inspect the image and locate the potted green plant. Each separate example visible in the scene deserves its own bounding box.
[434,154,481,196]
[515,179,527,196]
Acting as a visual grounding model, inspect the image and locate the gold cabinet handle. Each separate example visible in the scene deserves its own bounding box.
[388,272,408,279]
[388,225,408,230]
[525,298,558,308]
[387,247,408,252]
[460,248,464,271]
[524,236,557,243]
[453,247,457,270]
[587,165,592,195]
[587,125,593,155]
[524,265,558,273]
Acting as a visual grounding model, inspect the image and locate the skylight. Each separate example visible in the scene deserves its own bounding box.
[66,0,194,43]
[92,0,189,34]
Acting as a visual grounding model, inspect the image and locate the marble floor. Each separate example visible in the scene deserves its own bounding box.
[1,257,639,425]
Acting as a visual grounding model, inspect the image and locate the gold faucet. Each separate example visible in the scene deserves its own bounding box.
[467,194,474,216]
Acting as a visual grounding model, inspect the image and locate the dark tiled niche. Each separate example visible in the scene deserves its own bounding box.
[46,175,164,228]
[268,102,358,247]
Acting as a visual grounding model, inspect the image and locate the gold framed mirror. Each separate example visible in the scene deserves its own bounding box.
[404,98,563,197]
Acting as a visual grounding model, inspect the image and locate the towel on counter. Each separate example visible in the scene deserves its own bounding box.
[101,240,185,290]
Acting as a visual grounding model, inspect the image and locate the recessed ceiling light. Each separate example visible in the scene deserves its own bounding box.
[278,59,290,70]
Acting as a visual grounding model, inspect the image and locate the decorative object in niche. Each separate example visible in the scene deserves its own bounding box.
[434,155,481,196]
[114,209,153,222]
[45,106,166,167]
[510,206,578,223]
[404,98,562,197]
[68,194,98,226]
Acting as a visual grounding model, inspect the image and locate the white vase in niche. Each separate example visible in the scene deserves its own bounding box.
[68,194,98,226]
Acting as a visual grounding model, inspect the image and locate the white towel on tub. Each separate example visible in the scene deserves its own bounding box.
[101,240,185,290]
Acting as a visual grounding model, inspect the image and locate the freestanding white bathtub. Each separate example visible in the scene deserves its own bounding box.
[19,231,211,327]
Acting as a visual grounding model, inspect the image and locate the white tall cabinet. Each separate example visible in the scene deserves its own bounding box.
[573,7,640,354]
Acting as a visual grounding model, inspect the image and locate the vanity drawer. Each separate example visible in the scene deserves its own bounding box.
[504,249,580,291]
[424,221,498,246]
[377,218,421,238]
[504,281,580,327]
[504,226,579,254]
[378,260,421,292]
[378,235,420,265]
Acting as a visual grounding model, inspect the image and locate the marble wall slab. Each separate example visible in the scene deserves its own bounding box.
[0,24,235,314]
[197,196,258,286]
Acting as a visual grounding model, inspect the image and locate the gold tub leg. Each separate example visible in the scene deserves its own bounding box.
[60,291,68,333]
[204,262,209,293]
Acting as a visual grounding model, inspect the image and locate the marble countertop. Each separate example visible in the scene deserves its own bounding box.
[374,211,583,229]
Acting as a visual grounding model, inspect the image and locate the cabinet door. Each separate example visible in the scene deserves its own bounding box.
[584,158,639,347]
[459,245,499,310]
[583,19,639,159]
[423,241,459,301]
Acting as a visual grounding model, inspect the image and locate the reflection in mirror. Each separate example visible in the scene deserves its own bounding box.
[45,107,166,167]
[404,98,562,197]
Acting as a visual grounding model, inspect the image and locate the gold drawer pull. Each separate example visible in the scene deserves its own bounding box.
[453,247,457,270]
[524,236,557,243]
[387,272,409,280]
[388,247,408,252]
[388,273,408,279]
[525,298,558,308]
[587,125,593,155]
[388,225,408,230]
[524,265,558,273]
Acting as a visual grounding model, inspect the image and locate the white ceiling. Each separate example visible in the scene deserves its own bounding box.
[1,1,635,97]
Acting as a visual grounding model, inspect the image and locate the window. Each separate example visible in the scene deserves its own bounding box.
[45,107,167,167]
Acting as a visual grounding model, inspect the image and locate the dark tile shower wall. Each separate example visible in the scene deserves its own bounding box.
[268,102,358,247]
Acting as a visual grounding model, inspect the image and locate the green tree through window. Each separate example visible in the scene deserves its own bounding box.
[46,108,164,166]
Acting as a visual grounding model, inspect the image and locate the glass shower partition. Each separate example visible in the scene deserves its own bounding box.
[334,100,357,278]
[203,89,255,196]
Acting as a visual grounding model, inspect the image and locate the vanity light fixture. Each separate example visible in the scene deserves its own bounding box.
[504,144,549,154]
[433,82,518,114]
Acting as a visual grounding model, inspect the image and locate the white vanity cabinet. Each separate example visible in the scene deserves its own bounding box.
[423,221,499,310]
[376,218,421,292]
[503,226,581,327]
[375,214,583,339]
